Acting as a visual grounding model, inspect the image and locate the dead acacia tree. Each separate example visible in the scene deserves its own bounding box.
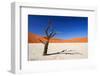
[43,20,57,55]
[39,20,82,56]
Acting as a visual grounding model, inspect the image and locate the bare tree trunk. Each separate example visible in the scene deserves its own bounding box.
[43,20,57,56]
[43,40,49,55]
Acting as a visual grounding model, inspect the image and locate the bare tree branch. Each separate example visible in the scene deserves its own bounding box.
[43,19,57,55]
[45,25,50,37]
[39,39,46,45]
[48,31,54,38]
[51,32,57,38]
[45,20,52,37]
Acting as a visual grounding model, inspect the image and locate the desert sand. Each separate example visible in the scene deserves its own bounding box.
[28,32,88,60]
[28,43,88,60]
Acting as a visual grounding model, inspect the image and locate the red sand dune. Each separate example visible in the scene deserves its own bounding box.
[28,32,47,43]
[28,32,88,43]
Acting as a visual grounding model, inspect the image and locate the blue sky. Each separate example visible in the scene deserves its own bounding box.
[28,15,88,39]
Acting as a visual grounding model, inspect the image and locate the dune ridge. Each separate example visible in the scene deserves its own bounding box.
[28,32,88,43]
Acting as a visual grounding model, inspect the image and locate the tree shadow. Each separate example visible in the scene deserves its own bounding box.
[39,39,82,56]
[43,49,82,56]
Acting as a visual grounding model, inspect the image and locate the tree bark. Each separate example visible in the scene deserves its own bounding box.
[43,40,49,55]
